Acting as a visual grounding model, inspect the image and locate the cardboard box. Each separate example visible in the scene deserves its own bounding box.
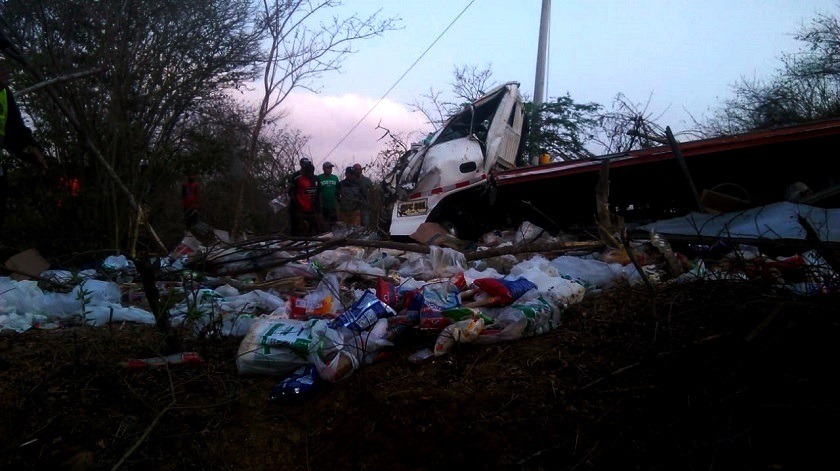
[4,248,50,280]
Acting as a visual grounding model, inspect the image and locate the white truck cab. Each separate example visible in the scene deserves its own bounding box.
[387,82,527,239]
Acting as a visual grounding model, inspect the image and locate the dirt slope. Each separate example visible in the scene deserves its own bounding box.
[1,280,837,470]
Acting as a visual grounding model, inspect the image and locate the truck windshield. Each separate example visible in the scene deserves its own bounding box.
[433,90,506,147]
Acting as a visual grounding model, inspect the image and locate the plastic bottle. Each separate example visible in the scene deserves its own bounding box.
[123,352,202,370]
[407,348,435,365]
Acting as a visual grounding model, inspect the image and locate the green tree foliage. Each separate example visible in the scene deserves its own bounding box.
[525,94,601,161]
[705,11,840,135]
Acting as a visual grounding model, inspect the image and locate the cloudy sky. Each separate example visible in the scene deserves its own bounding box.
[239,0,838,170]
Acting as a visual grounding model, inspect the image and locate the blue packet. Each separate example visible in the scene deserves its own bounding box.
[330,290,396,331]
[269,365,320,403]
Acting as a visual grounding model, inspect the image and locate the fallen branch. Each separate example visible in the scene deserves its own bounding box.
[190,235,605,277]
[798,215,840,274]
[744,304,786,343]
[16,67,105,96]
[465,241,604,261]
[111,399,176,471]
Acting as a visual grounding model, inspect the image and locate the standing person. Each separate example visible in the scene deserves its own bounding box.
[181,174,200,229]
[287,157,312,235]
[337,166,365,227]
[353,163,373,227]
[316,161,339,230]
[292,160,324,236]
[0,62,47,234]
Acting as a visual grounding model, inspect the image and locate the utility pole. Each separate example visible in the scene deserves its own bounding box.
[534,0,551,106]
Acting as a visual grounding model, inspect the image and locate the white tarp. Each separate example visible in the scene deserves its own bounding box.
[640,202,840,242]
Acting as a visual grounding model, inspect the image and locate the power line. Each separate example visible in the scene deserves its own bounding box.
[322,0,477,161]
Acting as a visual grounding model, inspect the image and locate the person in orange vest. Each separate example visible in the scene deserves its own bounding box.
[56,176,81,208]
[181,174,200,229]
[0,59,47,234]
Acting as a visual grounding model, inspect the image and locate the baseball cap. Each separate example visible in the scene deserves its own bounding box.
[323,161,334,168]
[300,157,311,165]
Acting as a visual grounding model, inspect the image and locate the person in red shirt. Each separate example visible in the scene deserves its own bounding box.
[292,161,324,236]
[181,174,199,229]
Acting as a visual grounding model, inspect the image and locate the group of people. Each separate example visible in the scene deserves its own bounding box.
[288,158,372,236]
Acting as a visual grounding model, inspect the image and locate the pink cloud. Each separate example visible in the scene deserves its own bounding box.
[233,88,429,171]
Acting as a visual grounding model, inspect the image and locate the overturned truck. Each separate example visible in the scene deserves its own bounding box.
[383,81,840,242]
[384,82,528,240]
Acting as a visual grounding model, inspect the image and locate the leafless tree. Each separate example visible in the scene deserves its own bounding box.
[412,63,495,129]
[591,93,703,154]
[228,0,398,238]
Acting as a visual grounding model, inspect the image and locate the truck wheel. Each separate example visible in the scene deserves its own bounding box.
[436,219,459,239]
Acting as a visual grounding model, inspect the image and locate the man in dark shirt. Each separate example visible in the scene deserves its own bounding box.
[0,62,47,234]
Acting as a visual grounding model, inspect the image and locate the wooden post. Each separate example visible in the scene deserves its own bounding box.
[665,126,706,213]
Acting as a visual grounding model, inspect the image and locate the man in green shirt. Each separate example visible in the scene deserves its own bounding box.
[316,161,339,229]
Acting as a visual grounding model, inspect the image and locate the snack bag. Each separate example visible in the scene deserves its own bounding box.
[471,277,536,306]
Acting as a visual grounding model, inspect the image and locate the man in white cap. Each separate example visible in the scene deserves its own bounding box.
[317,161,338,228]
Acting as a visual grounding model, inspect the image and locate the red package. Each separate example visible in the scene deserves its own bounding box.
[289,296,307,319]
[449,272,468,291]
[472,277,537,306]
[376,278,397,307]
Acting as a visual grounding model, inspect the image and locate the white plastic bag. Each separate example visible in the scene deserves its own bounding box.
[433,317,485,356]
[514,221,546,245]
[429,246,467,278]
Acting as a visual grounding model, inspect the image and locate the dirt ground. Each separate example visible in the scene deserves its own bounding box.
[1,279,838,470]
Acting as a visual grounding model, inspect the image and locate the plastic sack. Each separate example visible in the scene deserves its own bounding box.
[477,296,560,344]
[549,255,626,289]
[433,317,485,356]
[257,319,341,356]
[406,281,461,330]
[308,317,394,382]
[295,274,340,317]
[510,256,587,307]
[270,193,290,212]
[309,349,358,382]
[472,277,536,306]
[330,290,396,331]
[73,279,122,305]
[397,253,434,279]
[103,255,134,272]
[514,221,546,245]
[428,246,467,278]
[81,305,155,326]
[366,249,403,271]
[236,319,338,376]
[334,259,386,278]
[0,312,49,333]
